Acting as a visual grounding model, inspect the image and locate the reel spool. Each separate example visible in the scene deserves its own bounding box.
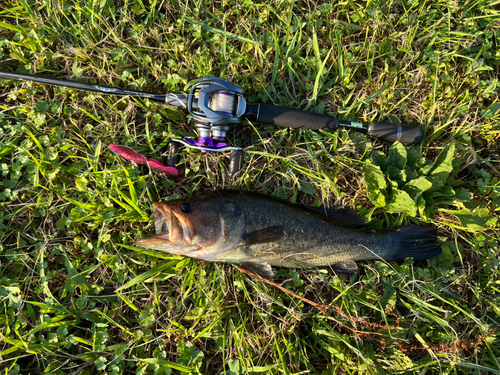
[187,77,247,144]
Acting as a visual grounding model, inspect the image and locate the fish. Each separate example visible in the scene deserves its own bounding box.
[134,190,442,277]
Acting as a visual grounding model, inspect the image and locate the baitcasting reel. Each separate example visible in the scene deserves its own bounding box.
[164,77,248,175]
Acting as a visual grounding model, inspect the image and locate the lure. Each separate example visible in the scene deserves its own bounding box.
[109,144,179,177]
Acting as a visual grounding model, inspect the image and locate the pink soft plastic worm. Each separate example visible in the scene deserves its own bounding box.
[146,158,179,176]
[109,144,179,177]
[109,144,149,164]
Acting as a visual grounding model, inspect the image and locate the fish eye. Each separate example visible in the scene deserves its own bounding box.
[180,202,192,213]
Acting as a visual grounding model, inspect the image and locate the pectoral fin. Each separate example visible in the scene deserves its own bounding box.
[241,262,274,277]
[243,226,284,246]
[317,260,358,274]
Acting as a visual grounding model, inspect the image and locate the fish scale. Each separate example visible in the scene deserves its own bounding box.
[218,192,397,268]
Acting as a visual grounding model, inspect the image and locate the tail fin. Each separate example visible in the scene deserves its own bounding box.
[387,226,442,261]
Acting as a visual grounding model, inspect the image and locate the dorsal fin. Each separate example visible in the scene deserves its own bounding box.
[308,207,365,228]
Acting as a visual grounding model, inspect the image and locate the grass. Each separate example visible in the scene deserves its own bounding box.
[1,0,499,373]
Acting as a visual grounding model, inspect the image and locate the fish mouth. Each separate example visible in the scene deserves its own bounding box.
[133,202,197,251]
[153,202,197,242]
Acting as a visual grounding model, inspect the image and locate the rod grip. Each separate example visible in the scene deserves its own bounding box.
[166,142,180,167]
[367,122,424,145]
[257,103,338,131]
[229,150,244,177]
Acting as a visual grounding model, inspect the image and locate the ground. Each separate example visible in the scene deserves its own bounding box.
[0,0,499,374]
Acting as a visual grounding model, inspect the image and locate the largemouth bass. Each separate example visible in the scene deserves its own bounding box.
[135,190,442,276]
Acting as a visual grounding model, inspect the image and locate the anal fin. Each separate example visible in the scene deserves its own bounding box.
[317,260,358,274]
[241,262,274,277]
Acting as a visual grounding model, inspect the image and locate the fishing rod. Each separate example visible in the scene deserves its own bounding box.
[0,70,424,175]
